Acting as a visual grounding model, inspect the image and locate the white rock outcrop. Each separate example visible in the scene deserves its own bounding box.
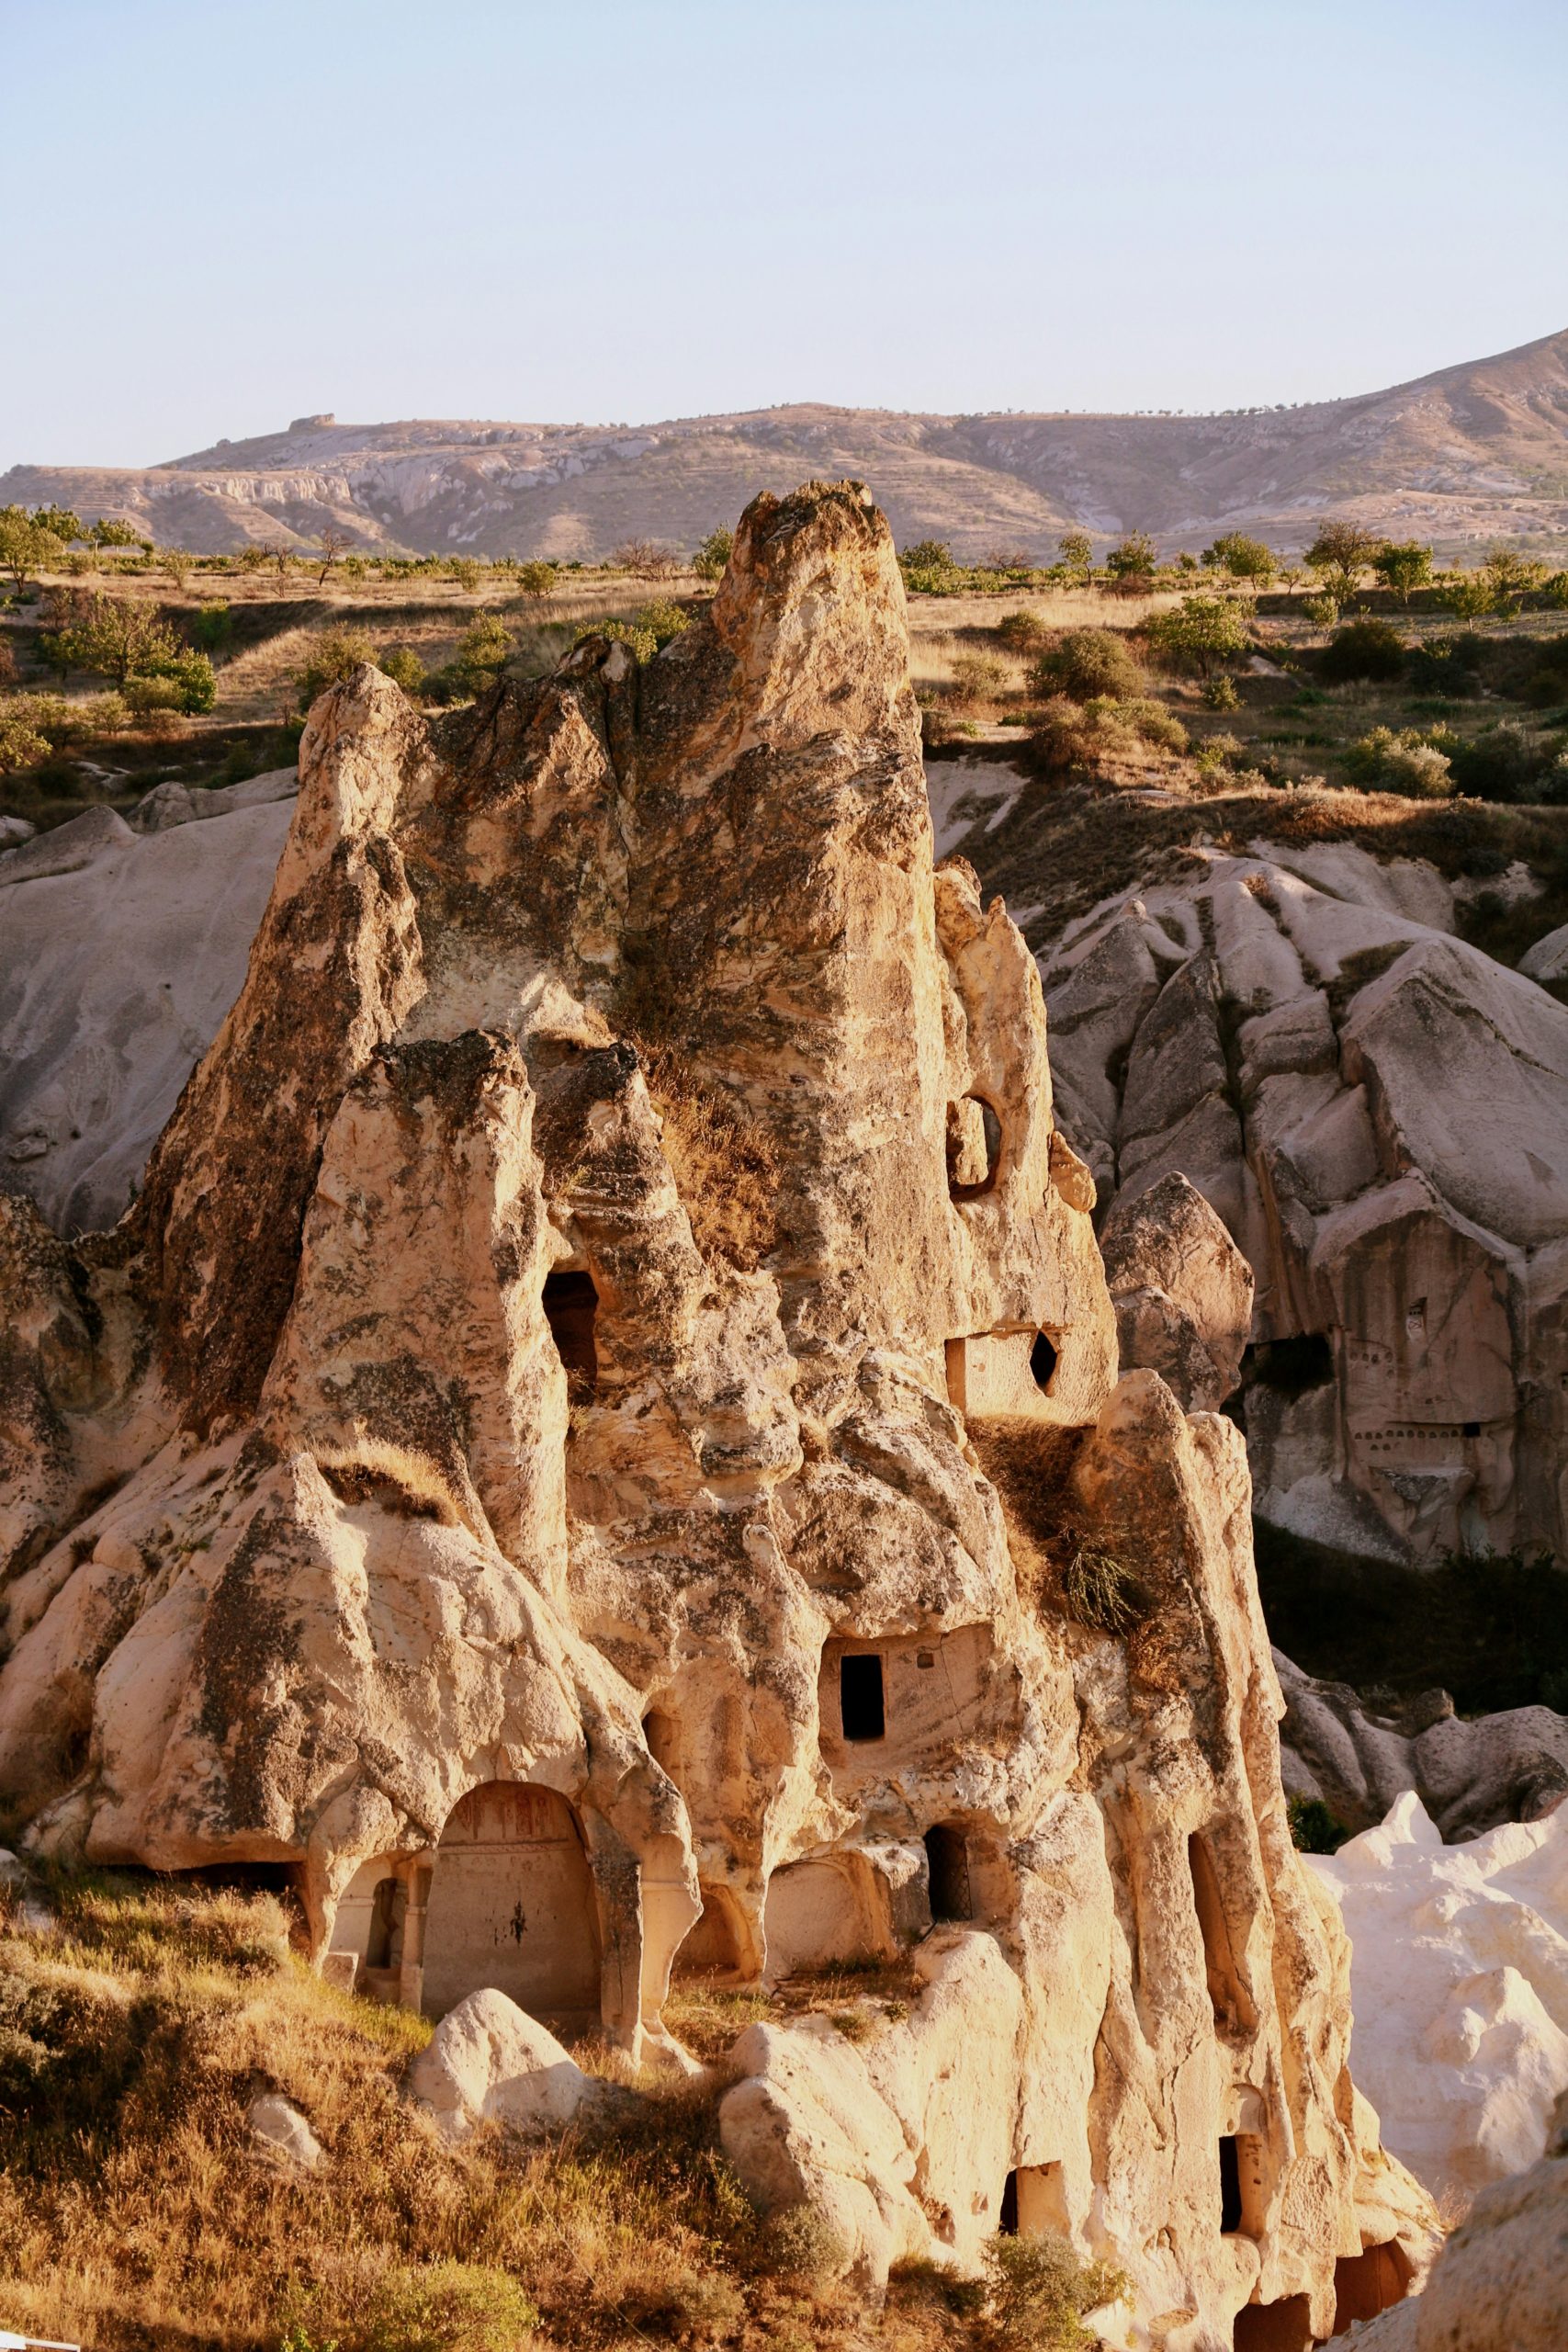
[0,787,296,1233]
[1350,2120,1568,2352]
[1306,1792,1568,2198]
[246,2090,323,2168]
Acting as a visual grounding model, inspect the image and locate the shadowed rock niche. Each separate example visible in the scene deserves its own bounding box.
[0,481,1435,2335]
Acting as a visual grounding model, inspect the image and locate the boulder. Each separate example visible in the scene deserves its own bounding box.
[409,1989,601,2141]
[1518,920,1568,983]
[246,2091,323,2168]
[1100,1169,1255,1410]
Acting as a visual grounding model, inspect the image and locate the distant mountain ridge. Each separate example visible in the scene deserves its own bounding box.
[6,328,1567,560]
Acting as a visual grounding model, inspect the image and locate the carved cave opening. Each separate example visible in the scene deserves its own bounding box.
[366,1874,406,1973]
[1232,2295,1313,2352]
[947,1094,1003,1201]
[924,1822,973,1922]
[1030,1330,1059,1393]
[998,2162,1069,2240]
[839,1652,886,1743]
[422,1781,601,2030]
[1218,2132,1267,2239]
[1331,2241,1413,2334]
[543,1270,599,1400]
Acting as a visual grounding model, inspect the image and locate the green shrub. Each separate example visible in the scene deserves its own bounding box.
[1301,592,1339,629]
[447,614,513,693]
[982,2232,1127,2350]
[1032,628,1143,700]
[1446,720,1555,802]
[574,617,658,663]
[632,599,691,648]
[296,628,377,708]
[515,560,558,600]
[1438,571,1496,620]
[352,2264,536,2352]
[949,651,1010,709]
[691,527,733,582]
[996,610,1047,655]
[1201,673,1240,710]
[1288,1797,1348,1855]
[1318,619,1406,683]
[1345,725,1452,798]
[752,2203,851,2284]
[378,647,425,695]
[190,601,233,655]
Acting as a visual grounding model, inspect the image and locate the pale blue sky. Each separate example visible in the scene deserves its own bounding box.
[4,0,1564,464]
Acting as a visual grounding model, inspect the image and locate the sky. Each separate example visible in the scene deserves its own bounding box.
[3,0,1565,465]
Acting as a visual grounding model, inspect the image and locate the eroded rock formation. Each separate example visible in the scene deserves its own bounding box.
[0,483,1434,2343]
[1038,843,1568,1567]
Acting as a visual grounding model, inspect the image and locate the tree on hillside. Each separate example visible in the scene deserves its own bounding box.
[1304,521,1379,606]
[89,518,140,550]
[316,526,352,585]
[0,506,66,594]
[1057,530,1093,581]
[1202,534,1277,589]
[1145,594,1250,681]
[611,537,679,582]
[1371,540,1433,605]
[1481,544,1550,614]
[692,526,733,582]
[31,504,84,546]
[42,592,180,688]
[159,547,194,590]
[515,560,558,601]
[1104,532,1157,585]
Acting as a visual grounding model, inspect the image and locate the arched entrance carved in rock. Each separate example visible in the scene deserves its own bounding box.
[421,1781,602,2030]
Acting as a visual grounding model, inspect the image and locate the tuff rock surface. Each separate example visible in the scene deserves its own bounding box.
[0,482,1434,2343]
[1278,1652,1568,1841]
[1036,842,1568,1568]
[1348,2097,1568,2352]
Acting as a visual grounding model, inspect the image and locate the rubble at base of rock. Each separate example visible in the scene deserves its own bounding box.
[0,481,1437,2345]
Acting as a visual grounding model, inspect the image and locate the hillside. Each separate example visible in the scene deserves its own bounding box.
[5,327,1568,561]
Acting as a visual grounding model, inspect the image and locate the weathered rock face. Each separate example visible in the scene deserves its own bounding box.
[1038,843,1568,1568]
[1100,1170,1255,1414]
[1279,1652,1568,1842]
[0,482,1433,2343]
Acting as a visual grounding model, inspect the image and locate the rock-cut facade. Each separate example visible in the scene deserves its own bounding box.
[0,483,1433,2346]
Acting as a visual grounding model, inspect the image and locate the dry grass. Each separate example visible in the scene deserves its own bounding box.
[3,1873,1063,2352]
[635,1048,781,1275]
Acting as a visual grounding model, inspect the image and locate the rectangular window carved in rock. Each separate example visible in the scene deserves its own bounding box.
[1218,2132,1267,2238]
[840,1653,885,1742]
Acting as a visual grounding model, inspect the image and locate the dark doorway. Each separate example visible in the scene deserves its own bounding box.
[1219,2135,1243,2234]
[543,1271,599,1399]
[1031,1331,1059,1392]
[924,1824,973,1922]
[998,2169,1019,2235]
[1233,2295,1313,2351]
[839,1653,886,1742]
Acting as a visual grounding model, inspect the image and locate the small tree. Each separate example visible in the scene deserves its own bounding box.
[315,526,352,585]
[447,612,513,693]
[32,503,84,546]
[515,559,558,601]
[0,506,65,594]
[1371,540,1433,605]
[1482,544,1550,614]
[295,626,377,707]
[45,593,181,688]
[1104,531,1157,585]
[1032,628,1144,700]
[378,646,425,695]
[448,556,483,593]
[89,517,140,550]
[1304,520,1379,606]
[1202,533,1277,589]
[0,706,51,773]
[1145,594,1249,680]
[692,526,733,582]
[1438,569,1496,620]
[191,602,233,656]
[235,545,271,574]
[1057,530,1093,581]
[158,547,194,590]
